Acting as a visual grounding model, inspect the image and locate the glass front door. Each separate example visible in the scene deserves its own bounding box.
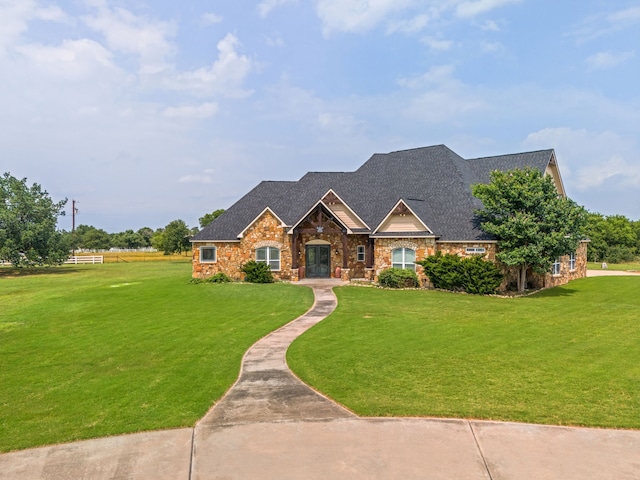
[306,245,331,278]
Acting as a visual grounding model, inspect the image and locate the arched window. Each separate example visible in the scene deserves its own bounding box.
[392,248,415,270]
[256,246,280,271]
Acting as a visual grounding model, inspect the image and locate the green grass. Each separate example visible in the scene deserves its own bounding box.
[588,261,640,271]
[0,263,313,452]
[288,277,640,429]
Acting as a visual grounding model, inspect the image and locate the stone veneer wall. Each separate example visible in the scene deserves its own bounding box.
[434,242,497,261]
[192,210,293,281]
[527,241,588,289]
[373,238,437,282]
[193,215,588,289]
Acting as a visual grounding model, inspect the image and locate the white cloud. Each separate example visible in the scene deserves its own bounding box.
[480,19,500,31]
[202,12,223,25]
[576,156,640,189]
[0,0,68,53]
[166,33,254,98]
[178,173,215,184]
[398,65,486,123]
[265,34,285,47]
[15,38,122,81]
[386,13,431,34]
[82,2,176,74]
[570,6,640,42]
[585,51,635,71]
[421,36,453,51]
[456,0,521,18]
[257,0,298,17]
[315,0,414,35]
[480,40,504,53]
[163,102,218,119]
[397,64,456,88]
[523,127,640,190]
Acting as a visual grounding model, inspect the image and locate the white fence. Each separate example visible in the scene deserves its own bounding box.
[65,256,104,264]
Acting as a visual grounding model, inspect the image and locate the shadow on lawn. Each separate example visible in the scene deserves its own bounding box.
[0,266,83,278]
[532,286,579,298]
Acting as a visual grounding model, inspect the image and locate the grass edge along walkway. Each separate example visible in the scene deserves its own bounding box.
[288,276,640,430]
[0,263,314,453]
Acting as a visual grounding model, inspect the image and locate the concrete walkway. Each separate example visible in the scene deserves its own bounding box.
[587,268,640,276]
[1,280,639,479]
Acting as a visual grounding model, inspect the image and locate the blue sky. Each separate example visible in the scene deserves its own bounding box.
[2,0,639,232]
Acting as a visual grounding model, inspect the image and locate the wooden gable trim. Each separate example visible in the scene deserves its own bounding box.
[287,199,352,235]
[546,151,567,198]
[373,199,432,234]
[320,189,370,230]
[237,207,288,239]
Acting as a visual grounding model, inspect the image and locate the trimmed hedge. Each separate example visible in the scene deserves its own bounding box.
[378,268,420,288]
[418,252,503,295]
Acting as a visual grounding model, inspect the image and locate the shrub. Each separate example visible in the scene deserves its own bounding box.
[458,255,504,295]
[419,252,463,291]
[378,268,420,288]
[605,245,637,264]
[205,272,233,283]
[418,252,503,295]
[241,260,274,283]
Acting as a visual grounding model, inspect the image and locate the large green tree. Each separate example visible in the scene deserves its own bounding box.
[199,209,225,228]
[74,224,112,250]
[472,168,587,292]
[151,219,191,255]
[0,173,69,267]
[583,213,637,263]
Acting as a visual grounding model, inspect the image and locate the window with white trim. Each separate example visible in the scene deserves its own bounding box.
[569,252,576,271]
[552,257,561,276]
[465,247,486,255]
[200,246,217,263]
[357,245,365,262]
[256,246,280,271]
[392,248,416,270]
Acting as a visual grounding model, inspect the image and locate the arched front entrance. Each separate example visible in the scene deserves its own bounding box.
[305,244,331,278]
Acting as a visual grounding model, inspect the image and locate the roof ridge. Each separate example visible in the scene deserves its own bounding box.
[385,144,446,155]
[468,149,554,161]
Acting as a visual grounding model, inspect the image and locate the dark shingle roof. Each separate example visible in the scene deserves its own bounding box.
[192,145,555,242]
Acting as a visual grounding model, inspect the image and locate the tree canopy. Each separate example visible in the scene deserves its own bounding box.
[0,173,69,267]
[151,219,191,255]
[472,168,587,292]
[199,209,225,228]
[583,213,638,263]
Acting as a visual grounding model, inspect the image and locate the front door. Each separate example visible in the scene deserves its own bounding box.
[306,245,331,278]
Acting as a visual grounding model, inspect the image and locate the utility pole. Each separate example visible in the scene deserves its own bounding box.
[72,200,79,257]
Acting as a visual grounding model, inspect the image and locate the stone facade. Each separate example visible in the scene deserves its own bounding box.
[192,210,293,281]
[531,241,588,289]
[372,238,437,283]
[193,210,588,290]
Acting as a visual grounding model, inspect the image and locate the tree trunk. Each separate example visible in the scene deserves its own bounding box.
[518,264,528,292]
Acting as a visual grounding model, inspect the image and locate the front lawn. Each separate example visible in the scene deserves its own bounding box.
[0,263,313,452]
[588,261,640,271]
[288,277,640,429]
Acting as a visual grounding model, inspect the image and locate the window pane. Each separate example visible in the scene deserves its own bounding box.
[392,249,403,263]
[392,263,402,269]
[201,247,216,262]
[405,249,416,263]
[269,260,280,271]
[269,247,280,260]
[256,247,266,261]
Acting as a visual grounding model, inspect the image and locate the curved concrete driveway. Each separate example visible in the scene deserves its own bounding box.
[1,280,639,480]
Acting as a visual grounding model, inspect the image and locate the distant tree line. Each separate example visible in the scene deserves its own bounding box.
[584,213,640,263]
[68,209,225,255]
